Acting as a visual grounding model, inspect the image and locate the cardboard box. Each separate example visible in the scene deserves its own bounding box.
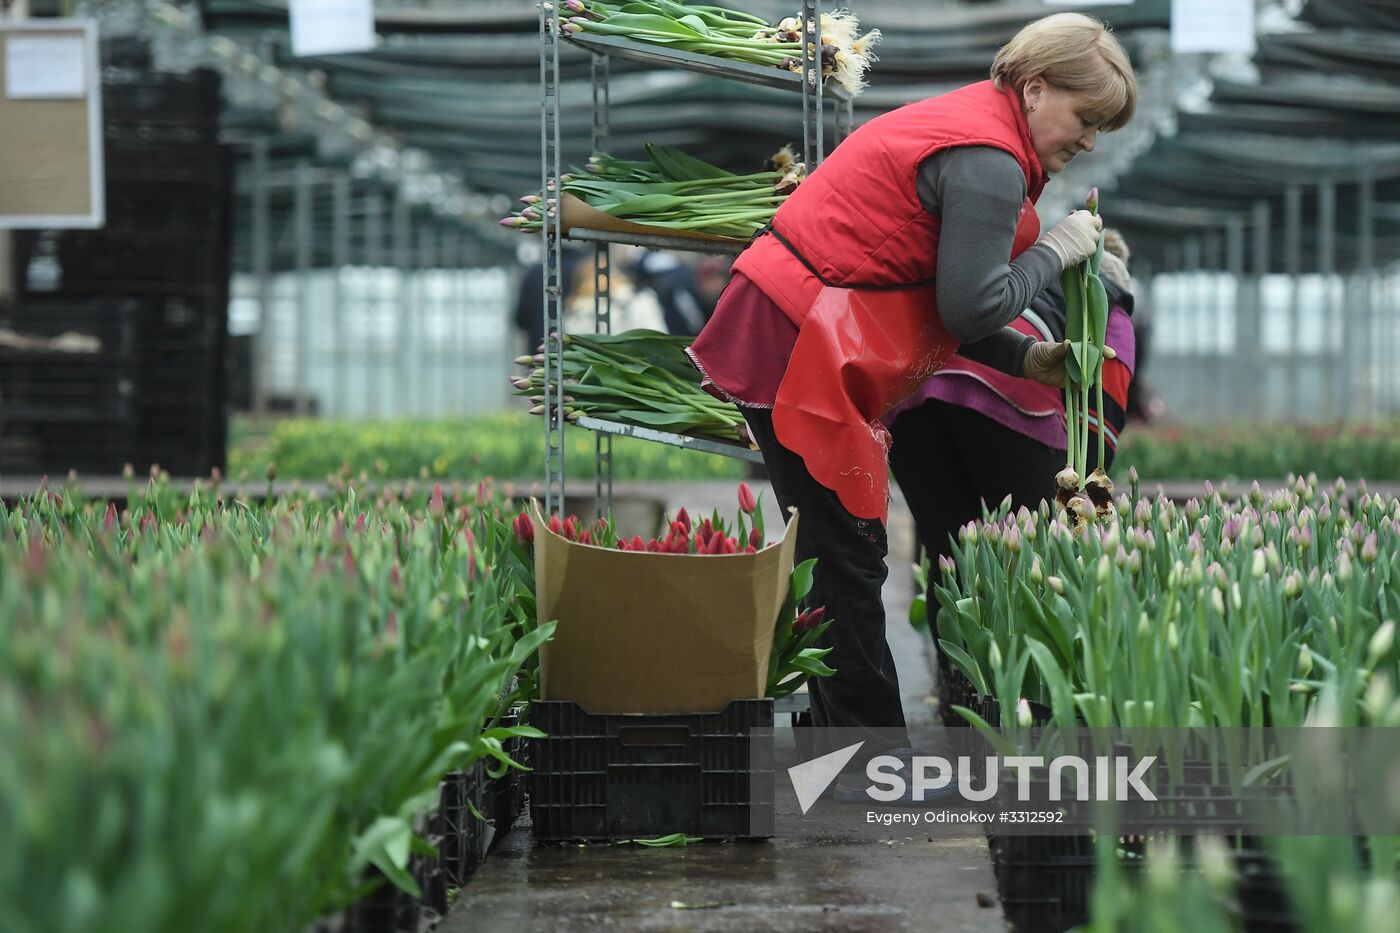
[533,505,799,715]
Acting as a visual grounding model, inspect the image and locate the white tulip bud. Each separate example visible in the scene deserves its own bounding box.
[1368,620,1395,664]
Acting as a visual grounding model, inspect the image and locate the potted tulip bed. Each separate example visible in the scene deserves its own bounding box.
[0,474,547,933]
[914,471,1400,932]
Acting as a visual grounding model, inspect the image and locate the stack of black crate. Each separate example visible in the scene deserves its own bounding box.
[7,66,231,477]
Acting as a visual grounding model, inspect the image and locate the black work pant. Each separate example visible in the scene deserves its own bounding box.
[889,399,1064,565]
[745,400,1061,754]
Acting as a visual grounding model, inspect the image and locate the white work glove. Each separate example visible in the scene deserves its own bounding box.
[1023,339,1117,388]
[1037,210,1104,271]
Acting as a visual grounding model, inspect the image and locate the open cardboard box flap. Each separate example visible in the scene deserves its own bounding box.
[532,502,798,715]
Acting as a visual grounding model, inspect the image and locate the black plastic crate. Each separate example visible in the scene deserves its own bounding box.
[529,699,775,842]
[991,834,1296,933]
[488,706,529,845]
[436,763,489,888]
[936,654,980,727]
[101,67,221,130]
[104,138,233,187]
[340,842,445,933]
[102,176,231,236]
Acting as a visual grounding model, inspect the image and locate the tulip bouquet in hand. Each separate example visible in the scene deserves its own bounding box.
[505,482,835,699]
[1057,186,1115,533]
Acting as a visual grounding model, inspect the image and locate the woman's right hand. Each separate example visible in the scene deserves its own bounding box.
[1037,210,1103,270]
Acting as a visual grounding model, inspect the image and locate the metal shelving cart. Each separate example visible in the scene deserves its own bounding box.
[538,0,856,516]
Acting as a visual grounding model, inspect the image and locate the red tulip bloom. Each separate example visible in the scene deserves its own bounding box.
[513,513,534,546]
[749,527,763,550]
[676,507,692,533]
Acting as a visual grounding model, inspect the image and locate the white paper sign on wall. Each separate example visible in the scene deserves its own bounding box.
[290,0,377,58]
[1171,0,1256,54]
[5,36,87,99]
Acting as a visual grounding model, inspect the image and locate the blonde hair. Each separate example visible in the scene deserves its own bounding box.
[1102,228,1130,265]
[991,13,1136,131]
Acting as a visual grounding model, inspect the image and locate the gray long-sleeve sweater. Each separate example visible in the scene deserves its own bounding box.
[916,146,1063,375]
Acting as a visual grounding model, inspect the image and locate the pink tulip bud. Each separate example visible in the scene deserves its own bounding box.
[750,527,763,550]
[630,535,646,552]
[938,554,955,576]
[428,484,445,518]
[738,482,758,515]
[1086,187,1099,213]
[355,513,367,534]
[579,530,593,546]
[676,507,692,533]
[1362,532,1378,563]
[103,502,117,533]
[389,564,403,589]
[548,515,563,537]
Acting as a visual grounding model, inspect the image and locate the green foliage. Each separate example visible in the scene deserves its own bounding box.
[924,476,1400,729]
[227,412,745,483]
[1116,422,1400,482]
[0,478,546,933]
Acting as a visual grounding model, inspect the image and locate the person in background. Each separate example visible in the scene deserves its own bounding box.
[692,255,733,319]
[887,228,1138,565]
[563,245,667,335]
[628,249,711,336]
[513,245,586,353]
[685,12,1136,798]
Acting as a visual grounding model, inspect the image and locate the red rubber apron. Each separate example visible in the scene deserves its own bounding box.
[771,204,1043,523]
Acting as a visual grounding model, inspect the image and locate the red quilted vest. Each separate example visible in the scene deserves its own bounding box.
[733,80,1047,323]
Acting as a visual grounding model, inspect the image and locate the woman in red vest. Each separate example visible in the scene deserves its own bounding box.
[686,12,1136,795]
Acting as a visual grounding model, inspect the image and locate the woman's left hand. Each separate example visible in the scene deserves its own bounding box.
[1023,339,1116,387]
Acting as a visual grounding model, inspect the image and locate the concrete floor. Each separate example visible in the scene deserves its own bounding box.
[441,482,1008,933]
